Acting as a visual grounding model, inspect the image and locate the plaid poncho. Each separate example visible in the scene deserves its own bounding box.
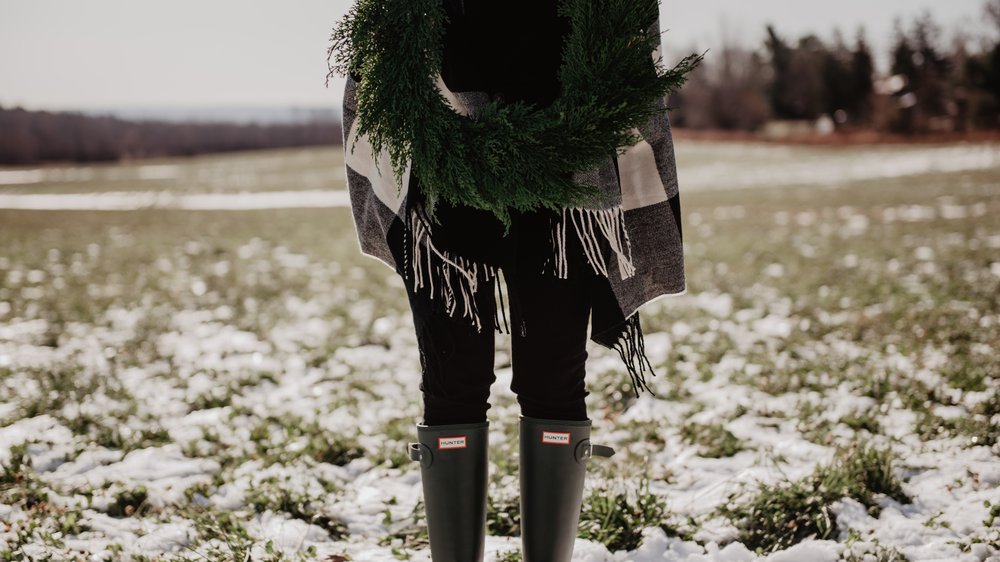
[340,1,686,395]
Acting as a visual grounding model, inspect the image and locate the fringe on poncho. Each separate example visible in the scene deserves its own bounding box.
[342,0,687,397]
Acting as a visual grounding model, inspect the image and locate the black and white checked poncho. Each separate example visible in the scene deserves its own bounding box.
[340,0,686,395]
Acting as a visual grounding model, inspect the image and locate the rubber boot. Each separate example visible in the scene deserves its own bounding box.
[519,415,615,562]
[407,420,489,562]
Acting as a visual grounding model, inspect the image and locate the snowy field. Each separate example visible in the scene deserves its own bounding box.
[1,141,999,561]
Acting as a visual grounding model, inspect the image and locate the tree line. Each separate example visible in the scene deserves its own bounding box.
[670,0,1000,133]
[0,106,341,165]
[3,2,998,165]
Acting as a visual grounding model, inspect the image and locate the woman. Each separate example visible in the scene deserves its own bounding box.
[339,0,686,559]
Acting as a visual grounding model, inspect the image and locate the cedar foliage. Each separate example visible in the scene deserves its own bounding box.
[327,0,704,232]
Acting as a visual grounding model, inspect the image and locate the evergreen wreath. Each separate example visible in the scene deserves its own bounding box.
[327,0,704,234]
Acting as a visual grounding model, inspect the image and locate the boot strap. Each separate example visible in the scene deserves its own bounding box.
[408,442,433,467]
[591,444,615,458]
[575,440,616,461]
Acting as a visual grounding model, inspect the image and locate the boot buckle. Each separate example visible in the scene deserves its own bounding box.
[408,442,433,467]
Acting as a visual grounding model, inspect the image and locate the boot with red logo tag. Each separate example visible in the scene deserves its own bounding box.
[407,420,490,561]
[518,415,615,561]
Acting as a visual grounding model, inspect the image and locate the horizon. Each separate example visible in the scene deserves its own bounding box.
[1,0,995,114]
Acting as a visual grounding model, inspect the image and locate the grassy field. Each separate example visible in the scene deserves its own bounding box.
[0,147,344,195]
[0,142,998,561]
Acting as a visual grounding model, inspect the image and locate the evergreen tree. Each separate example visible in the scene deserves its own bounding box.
[791,34,828,120]
[961,0,1000,127]
[765,26,826,120]
[890,12,954,132]
[849,27,876,125]
[765,25,797,119]
[890,18,920,132]
[980,0,1000,101]
[912,12,952,118]
[821,28,855,126]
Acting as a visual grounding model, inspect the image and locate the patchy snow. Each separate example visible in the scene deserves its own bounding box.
[2,142,998,560]
[0,189,350,210]
[680,142,1000,192]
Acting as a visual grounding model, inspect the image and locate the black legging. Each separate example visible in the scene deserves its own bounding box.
[392,211,595,426]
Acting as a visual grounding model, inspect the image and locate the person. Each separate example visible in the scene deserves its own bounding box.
[340,1,686,559]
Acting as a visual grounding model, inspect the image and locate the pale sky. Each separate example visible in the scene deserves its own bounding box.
[0,0,993,112]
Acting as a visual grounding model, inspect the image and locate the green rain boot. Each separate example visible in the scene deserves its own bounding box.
[407,420,489,562]
[519,415,615,562]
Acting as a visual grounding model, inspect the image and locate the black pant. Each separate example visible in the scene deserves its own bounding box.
[394,212,595,426]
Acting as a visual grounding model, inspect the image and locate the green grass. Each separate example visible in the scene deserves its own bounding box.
[717,439,910,555]
[0,143,997,558]
[0,145,346,195]
[679,421,747,458]
[578,477,684,551]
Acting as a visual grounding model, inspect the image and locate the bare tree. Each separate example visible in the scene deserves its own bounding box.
[987,0,1000,31]
[0,106,343,165]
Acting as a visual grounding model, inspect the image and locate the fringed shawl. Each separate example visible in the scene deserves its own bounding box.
[340,1,686,396]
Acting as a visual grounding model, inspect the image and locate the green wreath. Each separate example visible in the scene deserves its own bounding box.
[327,0,704,233]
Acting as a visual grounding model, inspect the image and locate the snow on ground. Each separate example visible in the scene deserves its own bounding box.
[1,142,998,560]
[0,189,350,211]
[0,142,997,210]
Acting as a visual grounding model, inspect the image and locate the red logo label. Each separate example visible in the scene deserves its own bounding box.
[542,431,571,445]
[438,436,467,449]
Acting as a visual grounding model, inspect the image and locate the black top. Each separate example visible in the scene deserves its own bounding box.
[440,0,571,109]
[394,0,574,285]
